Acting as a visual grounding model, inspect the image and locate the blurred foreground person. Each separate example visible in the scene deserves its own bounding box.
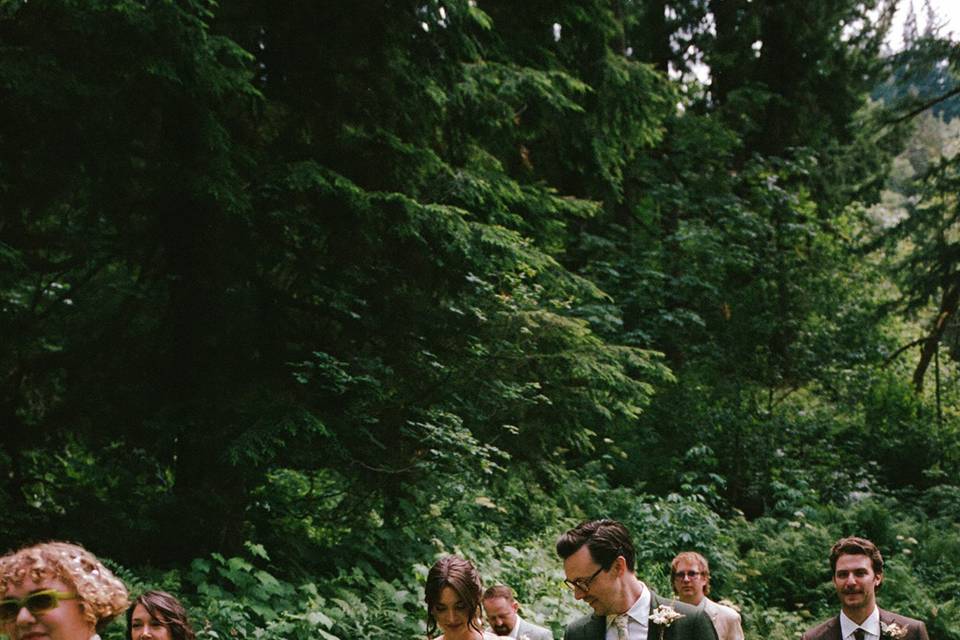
[127,590,196,640]
[0,541,129,640]
[425,555,498,640]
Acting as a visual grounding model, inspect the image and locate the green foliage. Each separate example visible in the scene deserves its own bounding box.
[2,2,960,640]
[98,493,960,639]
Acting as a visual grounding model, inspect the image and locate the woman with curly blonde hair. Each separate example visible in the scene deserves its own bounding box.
[0,541,129,640]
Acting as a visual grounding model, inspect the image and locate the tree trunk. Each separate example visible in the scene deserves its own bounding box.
[913,280,960,392]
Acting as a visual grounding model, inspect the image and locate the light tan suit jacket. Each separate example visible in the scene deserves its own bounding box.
[702,598,743,640]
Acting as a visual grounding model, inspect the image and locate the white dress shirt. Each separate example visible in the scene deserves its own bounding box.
[839,607,880,640]
[508,616,522,638]
[605,584,651,640]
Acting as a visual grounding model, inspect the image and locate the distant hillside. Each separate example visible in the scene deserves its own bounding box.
[874,40,960,121]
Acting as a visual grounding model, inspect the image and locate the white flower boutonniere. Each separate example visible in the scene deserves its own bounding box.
[881,621,908,639]
[650,604,684,640]
[520,635,531,640]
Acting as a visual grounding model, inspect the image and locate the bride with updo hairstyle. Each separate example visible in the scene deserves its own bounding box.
[424,555,498,640]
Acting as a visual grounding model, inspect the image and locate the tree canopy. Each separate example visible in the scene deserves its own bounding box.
[2,1,960,639]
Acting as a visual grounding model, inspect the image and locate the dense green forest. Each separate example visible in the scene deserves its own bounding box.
[2,0,960,638]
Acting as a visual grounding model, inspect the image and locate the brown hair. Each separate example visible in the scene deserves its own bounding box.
[0,541,129,630]
[555,519,636,572]
[830,536,884,583]
[424,555,483,638]
[126,590,196,640]
[670,551,711,596]
[482,584,515,602]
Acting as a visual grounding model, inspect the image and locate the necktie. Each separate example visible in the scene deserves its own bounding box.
[615,613,629,640]
[854,629,866,640]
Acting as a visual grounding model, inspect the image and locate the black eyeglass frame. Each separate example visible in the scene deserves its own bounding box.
[563,565,605,593]
[563,546,626,593]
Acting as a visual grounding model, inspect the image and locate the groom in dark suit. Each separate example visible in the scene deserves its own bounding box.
[802,536,929,640]
[556,519,717,640]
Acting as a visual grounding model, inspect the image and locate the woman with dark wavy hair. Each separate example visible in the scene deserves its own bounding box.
[126,590,195,640]
[424,555,497,640]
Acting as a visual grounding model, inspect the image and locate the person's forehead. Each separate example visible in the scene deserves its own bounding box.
[563,545,597,574]
[483,596,512,611]
[131,603,163,621]
[438,585,464,604]
[674,559,701,571]
[835,554,873,571]
[2,574,71,598]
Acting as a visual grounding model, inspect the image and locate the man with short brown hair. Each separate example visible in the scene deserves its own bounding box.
[556,519,718,640]
[802,536,929,640]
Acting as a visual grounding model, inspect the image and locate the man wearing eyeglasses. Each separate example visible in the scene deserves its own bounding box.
[802,536,929,640]
[556,519,718,640]
[669,552,743,640]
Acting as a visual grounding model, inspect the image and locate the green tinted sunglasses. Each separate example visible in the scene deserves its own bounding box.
[0,590,77,622]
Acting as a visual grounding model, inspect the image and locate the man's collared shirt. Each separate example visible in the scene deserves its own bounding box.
[839,607,880,640]
[507,616,522,639]
[605,583,651,640]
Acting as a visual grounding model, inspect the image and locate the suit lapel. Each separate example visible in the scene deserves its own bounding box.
[876,609,897,638]
[701,598,717,625]
[648,590,663,640]
[587,615,606,640]
[830,615,843,640]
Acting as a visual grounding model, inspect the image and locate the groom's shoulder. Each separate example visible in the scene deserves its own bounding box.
[649,590,705,623]
[880,607,924,624]
[801,614,839,640]
[879,608,929,638]
[648,590,716,639]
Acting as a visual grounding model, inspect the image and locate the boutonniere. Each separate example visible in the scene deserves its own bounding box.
[881,621,908,639]
[650,604,684,640]
[520,635,530,640]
